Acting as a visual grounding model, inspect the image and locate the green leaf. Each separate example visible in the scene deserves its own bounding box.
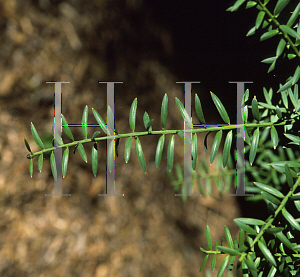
[167,135,175,172]
[217,255,229,277]
[107,105,117,135]
[175,97,192,128]
[223,130,232,168]
[275,105,282,118]
[155,135,165,168]
[285,163,294,188]
[38,153,43,173]
[82,105,88,139]
[254,182,284,198]
[260,29,279,41]
[247,25,256,36]
[245,254,258,277]
[24,137,32,153]
[235,217,266,226]
[92,131,101,139]
[276,38,286,57]
[92,143,98,177]
[62,147,69,178]
[192,133,198,171]
[239,227,244,247]
[108,140,114,173]
[77,143,87,163]
[276,231,294,250]
[258,240,277,267]
[278,79,293,93]
[161,94,168,130]
[211,255,216,272]
[62,114,74,141]
[256,11,265,29]
[224,225,234,249]
[195,93,206,124]
[135,137,146,173]
[280,24,300,39]
[234,219,257,235]
[31,122,45,149]
[129,98,138,132]
[249,127,259,166]
[292,66,300,85]
[246,1,257,9]
[270,126,278,149]
[274,0,291,16]
[29,158,33,178]
[50,151,57,181]
[217,246,241,256]
[124,137,132,163]
[177,130,192,146]
[282,208,300,231]
[261,191,281,205]
[287,2,300,27]
[268,60,276,73]
[284,133,300,143]
[261,57,276,64]
[265,227,284,234]
[226,0,246,12]
[210,130,222,165]
[206,225,212,250]
[210,92,230,124]
[92,108,108,135]
[251,96,260,122]
[199,255,209,272]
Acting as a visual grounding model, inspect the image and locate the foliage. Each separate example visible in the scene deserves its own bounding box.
[25,0,300,275]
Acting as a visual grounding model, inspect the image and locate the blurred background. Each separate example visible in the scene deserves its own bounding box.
[0,0,281,276]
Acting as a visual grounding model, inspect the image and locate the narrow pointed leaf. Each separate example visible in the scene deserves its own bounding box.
[62,147,69,178]
[249,127,259,166]
[135,137,146,173]
[29,158,33,178]
[108,140,114,173]
[224,225,234,249]
[245,255,258,276]
[167,135,175,172]
[239,227,244,247]
[283,133,300,143]
[92,143,98,177]
[287,2,300,27]
[282,208,300,230]
[256,11,265,29]
[31,122,45,149]
[265,227,284,234]
[62,114,74,141]
[258,240,276,267]
[195,93,206,124]
[274,0,291,16]
[177,130,192,145]
[226,0,246,12]
[124,136,132,163]
[217,255,229,277]
[175,97,192,128]
[155,135,165,168]
[199,255,209,272]
[261,191,281,205]
[262,57,276,64]
[270,126,278,149]
[92,108,108,135]
[260,29,279,41]
[275,105,282,118]
[82,105,88,139]
[161,93,168,130]
[211,255,216,272]
[92,131,101,139]
[251,96,260,122]
[276,38,286,58]
[192,133,197,171]
[280,24,300,39]
[223,130,232,168]
[38,153,43,173]
[217,246,241,256]
[254,182,284,198]
[50,151,57,181]
[24,137,32,153]
[210,92,230,124]
[278,79,293,93]
[235,217,266,226]
[206,225,212,250]
[129,98,137,132]
[285,163,293,188]
[77,143,87,163]
[234,219,257,235]
[276,232,294,250]
[107,105,116,135]
[210,130,222,165]
[292,66,300,85]
[247,25,256,36]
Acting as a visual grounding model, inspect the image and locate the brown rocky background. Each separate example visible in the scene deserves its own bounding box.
[0,0,242,276]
